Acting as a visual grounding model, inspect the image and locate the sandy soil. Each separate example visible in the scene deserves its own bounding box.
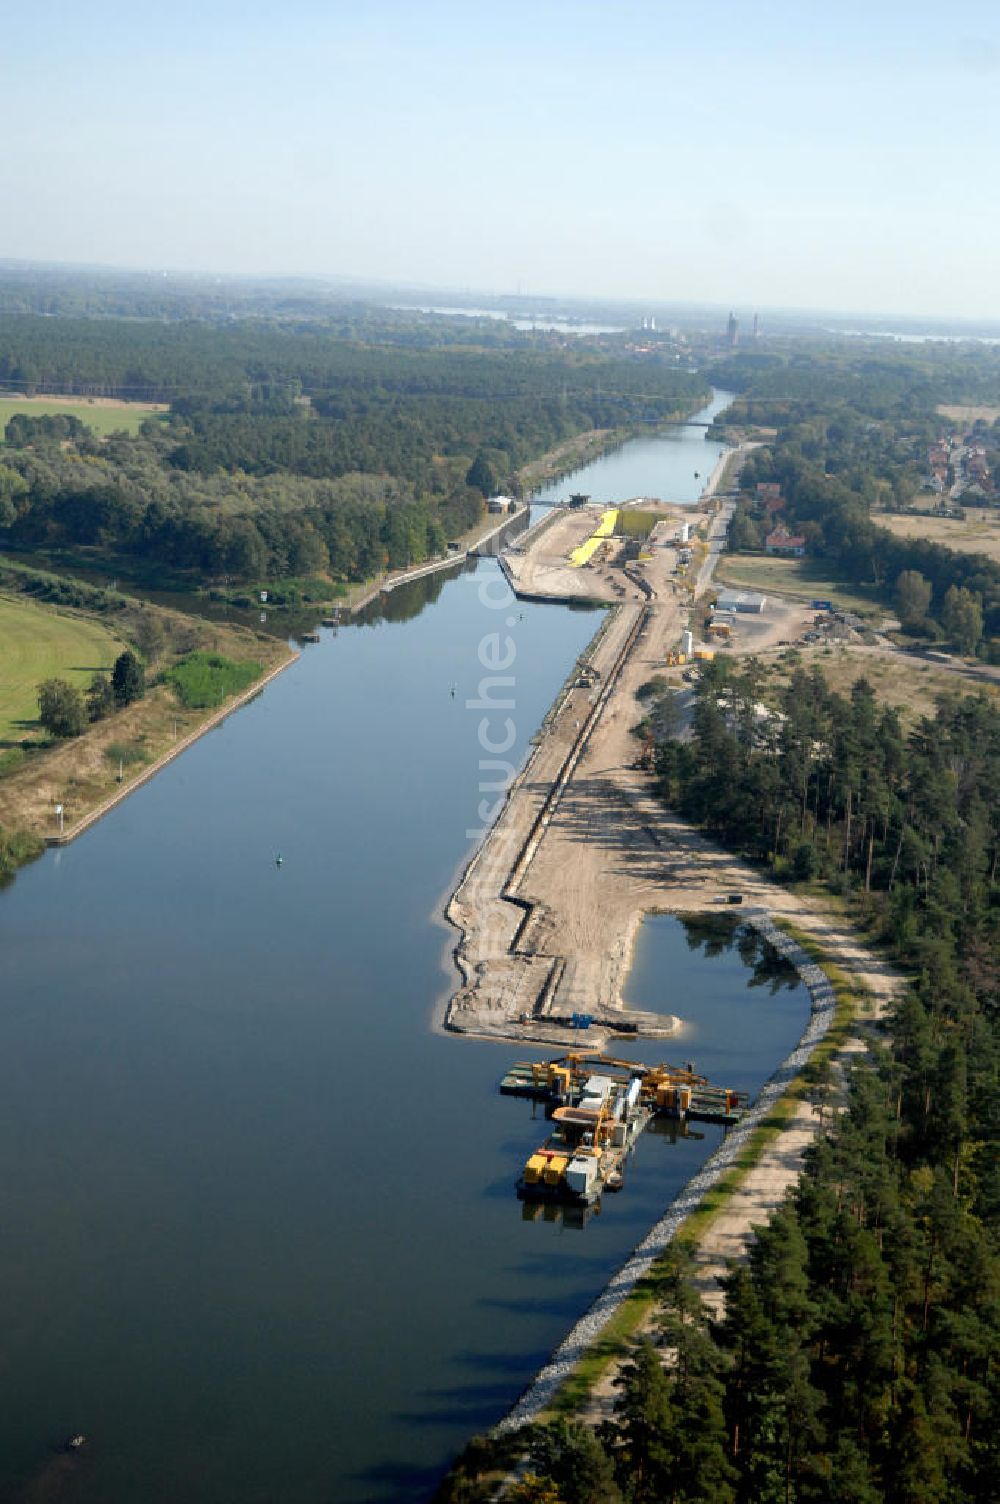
[571,824,902,1424]
[445,487,742,1043]
[504,502,717,604]
[754,640,1000,723]
[443,467,924,1438]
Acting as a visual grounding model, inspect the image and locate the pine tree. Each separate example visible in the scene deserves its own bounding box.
[112,649,145,707]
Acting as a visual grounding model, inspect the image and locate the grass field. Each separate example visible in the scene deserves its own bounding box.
[873,508,1000,562]
[714,553,884,616]
[0,396,165,440]
[615,507,659,538]
[0,593,127,740]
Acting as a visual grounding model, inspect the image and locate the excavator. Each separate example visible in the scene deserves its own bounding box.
[633,726,656,771]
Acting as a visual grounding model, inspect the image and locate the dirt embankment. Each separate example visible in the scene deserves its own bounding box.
[444,500,728,1044]
[515,428,620,495]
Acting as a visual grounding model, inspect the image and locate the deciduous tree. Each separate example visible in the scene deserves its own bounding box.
[38,677,86,737]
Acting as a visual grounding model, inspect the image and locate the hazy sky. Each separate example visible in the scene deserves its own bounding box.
[5,0,1000,318]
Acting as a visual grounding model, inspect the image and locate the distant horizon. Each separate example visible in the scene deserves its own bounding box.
[5,3,1000,325]
[4,253,1000,337]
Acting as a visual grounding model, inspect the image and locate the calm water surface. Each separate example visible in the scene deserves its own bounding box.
[532,388,732,507]
[389,304,625,335]
[0,403,809,1504]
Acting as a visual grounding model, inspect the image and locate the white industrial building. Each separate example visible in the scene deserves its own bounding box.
[714,589,767,613]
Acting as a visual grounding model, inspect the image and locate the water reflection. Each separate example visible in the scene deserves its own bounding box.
[353,558,477,627]
[679,915,802,995]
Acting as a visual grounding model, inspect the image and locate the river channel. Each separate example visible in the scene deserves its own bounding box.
[0,392,808,1503]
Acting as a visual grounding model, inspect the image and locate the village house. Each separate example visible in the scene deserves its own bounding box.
[765,526,806,557]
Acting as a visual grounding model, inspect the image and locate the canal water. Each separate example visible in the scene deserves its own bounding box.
[0,393,808,1504]
[532,387,732,507]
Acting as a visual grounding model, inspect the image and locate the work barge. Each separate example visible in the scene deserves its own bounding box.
[501,1053,747,1207]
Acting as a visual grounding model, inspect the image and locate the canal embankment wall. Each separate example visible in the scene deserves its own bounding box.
[345,507,533,612]
[45,652,299,847]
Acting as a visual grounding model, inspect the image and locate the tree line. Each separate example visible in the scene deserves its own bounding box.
[1,429,485,582]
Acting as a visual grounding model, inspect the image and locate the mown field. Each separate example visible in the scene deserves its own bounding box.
[873,507,1000,562]
[0,396,165,439]
[0,592,127,740]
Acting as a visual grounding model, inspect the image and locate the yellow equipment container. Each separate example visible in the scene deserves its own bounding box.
[543,1155,569,1186]
[523,1154,548,1185]
[532,1061,569,1090]
[694,647,715,661]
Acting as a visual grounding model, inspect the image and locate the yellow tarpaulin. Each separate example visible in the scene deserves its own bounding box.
[569,509,618,567]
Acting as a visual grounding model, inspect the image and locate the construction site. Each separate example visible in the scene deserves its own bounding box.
[444,482,783,1046]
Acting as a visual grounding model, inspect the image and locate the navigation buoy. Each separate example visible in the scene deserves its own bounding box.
[275,854,283,867]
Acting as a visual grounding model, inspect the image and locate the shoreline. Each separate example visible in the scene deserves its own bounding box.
[44,652,299,846]
[494,890,901,1433]
[515,391,716,500]
[442,590,682,1046]
[493,908,843,1432]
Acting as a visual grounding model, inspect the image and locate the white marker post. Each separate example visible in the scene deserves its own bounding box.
[54,803,64,836]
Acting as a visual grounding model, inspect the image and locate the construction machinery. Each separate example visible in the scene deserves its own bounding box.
[633,726,656,771]
[501,1051,747,1206]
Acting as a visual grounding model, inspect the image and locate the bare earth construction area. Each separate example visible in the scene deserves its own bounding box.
[445,492,740,1044]
[444,480,901,1050]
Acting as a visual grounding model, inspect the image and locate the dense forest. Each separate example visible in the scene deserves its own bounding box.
[0,320,706,587]
[442,663,1000,1503]
[0,268,626,344]
[0,312,690,405]
[710,342,1000,411]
